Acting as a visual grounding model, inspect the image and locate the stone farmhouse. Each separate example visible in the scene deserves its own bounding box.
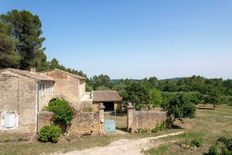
[0,68,122,135]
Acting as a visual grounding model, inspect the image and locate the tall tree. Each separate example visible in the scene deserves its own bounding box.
[0,22,21,68]
[124,82,150,110]
[162,93,196,128]
[90,74,112,90]
[49,58,60,69]
[148,88,163,110]
[0,10,46,70]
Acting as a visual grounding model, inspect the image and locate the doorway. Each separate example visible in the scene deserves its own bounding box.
[103,102,114,111]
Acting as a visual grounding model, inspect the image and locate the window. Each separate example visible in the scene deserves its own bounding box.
[1,112,18,130]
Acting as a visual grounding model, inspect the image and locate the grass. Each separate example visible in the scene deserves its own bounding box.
[0,124,179,155]
[145,144,171,155]
[0,134,129,155]
[145,104,232,155]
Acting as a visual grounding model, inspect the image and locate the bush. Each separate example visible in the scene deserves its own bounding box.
[151,123,166,133]
[217,137,232,155]
[191,138,203,147]
[208,145,219,155]
[217,137,232,150]
[38,125,62,143]
[47,98,74,125]
[219,96,232,106]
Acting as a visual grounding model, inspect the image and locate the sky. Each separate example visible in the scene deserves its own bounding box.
[1,0,232,79]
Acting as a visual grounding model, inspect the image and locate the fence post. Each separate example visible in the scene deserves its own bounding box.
[127,102,135,133]
[99,103,105,135]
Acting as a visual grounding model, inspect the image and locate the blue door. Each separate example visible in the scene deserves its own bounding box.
[104,120,116,133]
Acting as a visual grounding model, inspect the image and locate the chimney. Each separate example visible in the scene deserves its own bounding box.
[30,68,36,73]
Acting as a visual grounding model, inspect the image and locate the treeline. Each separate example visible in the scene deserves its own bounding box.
[87,75,232,107]
[0,10,86,78]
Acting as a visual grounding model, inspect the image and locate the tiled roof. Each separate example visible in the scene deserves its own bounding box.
[42,68,86,80]
[0,68,54,81]
[92,91,122,102]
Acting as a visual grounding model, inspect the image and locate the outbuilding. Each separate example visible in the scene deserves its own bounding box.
[92,91,122,112]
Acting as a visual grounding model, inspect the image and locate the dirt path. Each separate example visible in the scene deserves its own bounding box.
[53,131,184,155]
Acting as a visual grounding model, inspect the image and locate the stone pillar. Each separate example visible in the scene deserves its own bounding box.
[99,103,105,135]
[127,102,135,133]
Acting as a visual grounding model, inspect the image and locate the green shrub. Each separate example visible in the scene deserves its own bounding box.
[38,125,62,143]
[221,148,232,155]
[219,96,232,106]
[151,123,166,133]
[191,138,203,147]
[217,137,232,155]
[47,98,74,125]
[208,145,219,155]
[217,137,232,150]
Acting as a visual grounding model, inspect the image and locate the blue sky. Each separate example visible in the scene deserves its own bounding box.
[1,0,232,79]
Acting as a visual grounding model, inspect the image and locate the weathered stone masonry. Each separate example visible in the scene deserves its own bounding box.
[127,103,167,132]
[39,104,105,136]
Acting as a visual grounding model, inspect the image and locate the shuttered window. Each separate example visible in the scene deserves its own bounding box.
[3,112,18,129]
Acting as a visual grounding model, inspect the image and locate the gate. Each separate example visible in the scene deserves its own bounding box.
[104,111,116,133]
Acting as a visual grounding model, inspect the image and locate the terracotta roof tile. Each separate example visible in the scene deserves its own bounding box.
[41,68,86,80]
[0,68,54,81]
[93,91,122,102]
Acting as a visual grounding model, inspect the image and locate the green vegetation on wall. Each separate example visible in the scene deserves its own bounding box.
[47,98,74,132]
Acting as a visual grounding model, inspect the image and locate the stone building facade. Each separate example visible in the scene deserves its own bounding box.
[42,69,86,109]
[0,67,169,138]
[0,68,122,137]
[0,68,54,135]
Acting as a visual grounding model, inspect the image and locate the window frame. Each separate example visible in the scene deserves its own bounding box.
[0,112,19,130]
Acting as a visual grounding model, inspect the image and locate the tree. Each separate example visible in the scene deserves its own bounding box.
[148,76,159,88]
[124,82,150,110]
[49,58,60,69]
[90,74,112,90]
[148,88,163,110]
[223,80,232,96]
[204,88,221,109]
[162,93,196,128]
[96,85,110,90]
[0,10,46,70]
[0,22,21,68]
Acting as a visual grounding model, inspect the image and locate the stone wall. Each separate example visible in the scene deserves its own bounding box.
[38,104,105,136]
[38,111,54,131]
[127,104,167,132]
[69,112,100,136]
[69,104,105,136]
